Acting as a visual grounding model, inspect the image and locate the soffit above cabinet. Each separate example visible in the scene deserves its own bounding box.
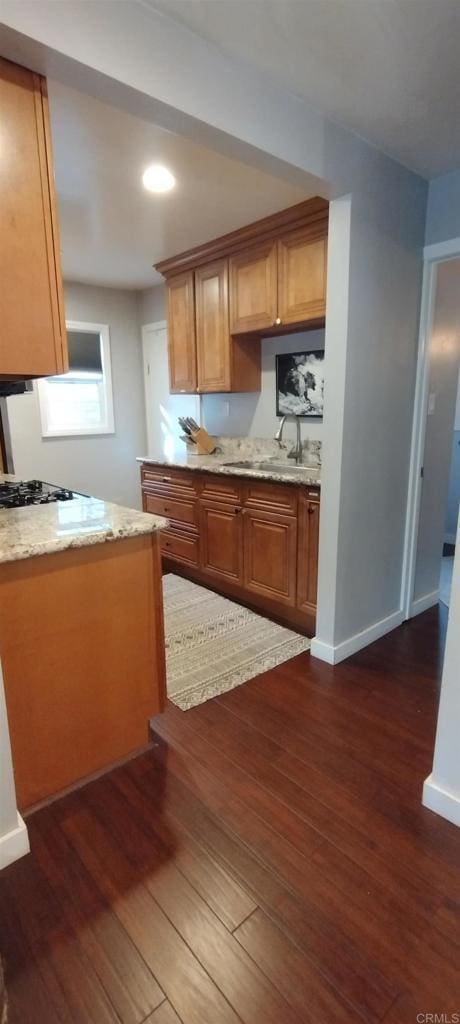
[155,196,328,278]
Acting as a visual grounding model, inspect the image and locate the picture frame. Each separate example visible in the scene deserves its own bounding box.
[276,350,325,418]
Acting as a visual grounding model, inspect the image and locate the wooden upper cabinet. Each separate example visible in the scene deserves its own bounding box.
[0,58,67,379]
[297,493,320,613]
[156,198,328,394]
[278,226,327,326]
[229,242,278,334]
[195,259,231,392]
[167,272,197,393]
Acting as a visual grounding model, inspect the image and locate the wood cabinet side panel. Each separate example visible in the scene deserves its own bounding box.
[297,496,320,612]
[0,536,165,810]
[0,59,67,377]
[38,76,68,373]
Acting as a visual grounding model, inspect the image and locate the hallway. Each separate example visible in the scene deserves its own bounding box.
[0,606,458,1024]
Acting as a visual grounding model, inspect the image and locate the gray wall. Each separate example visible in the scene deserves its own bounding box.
[445,374,460,542]
[445,432,460,543]
[202,329,325,443]
[317,186,425,648]
[139,284,166,324]
[425,169,460,246]
[7,282,146,509]
[414,259,460,602]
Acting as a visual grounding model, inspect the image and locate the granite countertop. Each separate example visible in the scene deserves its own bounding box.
[137,449,321,487]
[0,476,167,565]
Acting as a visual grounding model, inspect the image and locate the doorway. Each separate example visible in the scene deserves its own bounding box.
[402,251,460,620]
[142,321,200,457]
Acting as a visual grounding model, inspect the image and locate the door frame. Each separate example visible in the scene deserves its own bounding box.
[141,319,201,454]
[400,236,460,620]
[141,320,167,454]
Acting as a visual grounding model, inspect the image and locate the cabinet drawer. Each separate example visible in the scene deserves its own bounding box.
[143,492,198,529]
[141,465,197,494]
[161,530,199,566]
[243,480,298,516]
[200,473,242,505]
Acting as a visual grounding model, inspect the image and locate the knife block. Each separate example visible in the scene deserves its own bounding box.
[189,427,216,455]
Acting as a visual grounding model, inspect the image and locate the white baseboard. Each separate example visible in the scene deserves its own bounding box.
[444,533,456,546]
[310,609,404,665]
[410,589,440,617]
[423,774,460,828]
[0,813,29,870]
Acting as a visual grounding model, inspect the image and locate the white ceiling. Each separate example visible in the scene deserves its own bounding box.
[48,81,308,290]
[149,0,460,180]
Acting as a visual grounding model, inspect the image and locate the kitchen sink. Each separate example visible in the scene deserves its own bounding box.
[223,460,320,476]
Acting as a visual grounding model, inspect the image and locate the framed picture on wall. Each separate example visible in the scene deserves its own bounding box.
[276,350,325,418]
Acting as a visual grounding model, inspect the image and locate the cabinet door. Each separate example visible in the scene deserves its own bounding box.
[200,500,243,583]
[195,259,231,392]
[297,495,320,612]
[243,508,297,606]
[0,59,67,378]
[229,242,278,334]
[278,226,327,325]
[167,272,197,393]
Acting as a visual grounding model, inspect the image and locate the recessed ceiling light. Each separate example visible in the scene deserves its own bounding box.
[142,164,176,193]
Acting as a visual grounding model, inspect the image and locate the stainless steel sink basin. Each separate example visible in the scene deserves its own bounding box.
[223,460,319,476]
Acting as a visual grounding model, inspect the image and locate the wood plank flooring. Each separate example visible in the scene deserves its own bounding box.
[1,604,459,1023]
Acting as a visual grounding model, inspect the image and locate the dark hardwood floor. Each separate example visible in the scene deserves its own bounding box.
[1,604,459,1023]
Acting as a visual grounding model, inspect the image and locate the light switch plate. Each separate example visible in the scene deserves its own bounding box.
[427,392,436,415]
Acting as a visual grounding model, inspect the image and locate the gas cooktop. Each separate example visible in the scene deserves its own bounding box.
[0,479,74,509]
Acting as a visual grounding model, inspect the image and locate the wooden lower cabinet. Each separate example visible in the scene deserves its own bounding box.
[243,508,297,606]
[199,500,243,583]
[160,529,199,566]
[0,535,166,810]
[141,466,320,633]
[143,490,198,531]
[297,494,320,613]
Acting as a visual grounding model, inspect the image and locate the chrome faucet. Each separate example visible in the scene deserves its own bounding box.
[274,415,303,464]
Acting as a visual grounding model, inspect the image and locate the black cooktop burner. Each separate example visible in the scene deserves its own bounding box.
[0,479,75,509]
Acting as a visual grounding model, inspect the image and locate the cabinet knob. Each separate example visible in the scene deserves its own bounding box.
[308,506,315,514]
[275,317,282,325]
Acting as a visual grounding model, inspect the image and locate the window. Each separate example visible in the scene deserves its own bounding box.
[38,321,115,437]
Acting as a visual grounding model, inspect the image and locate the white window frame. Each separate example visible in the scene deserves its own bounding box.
[37,320,115,438]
